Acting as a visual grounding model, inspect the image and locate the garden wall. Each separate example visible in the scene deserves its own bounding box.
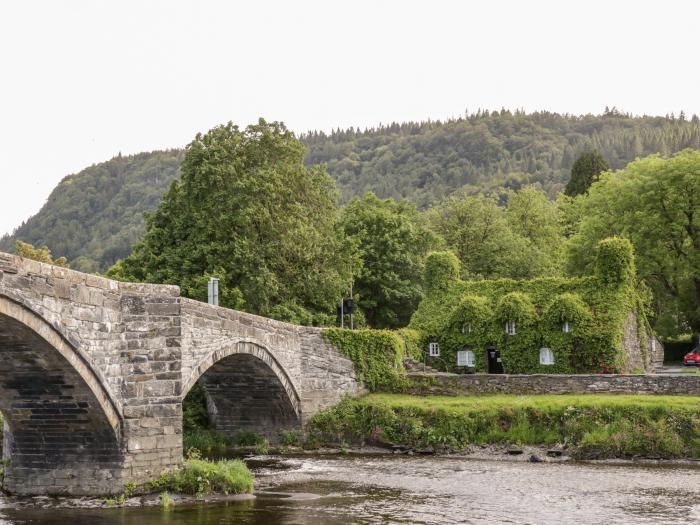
[404,373,700,396]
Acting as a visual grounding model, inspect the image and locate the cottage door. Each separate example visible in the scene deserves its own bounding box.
[486,346,504,374]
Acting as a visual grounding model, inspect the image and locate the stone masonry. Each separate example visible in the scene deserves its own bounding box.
[404,372,700,396]
[0,252,361,496]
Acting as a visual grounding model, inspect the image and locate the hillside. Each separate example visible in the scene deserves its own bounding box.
[0,150,183,272]
[3,110,700,271]
[303,109,700,207]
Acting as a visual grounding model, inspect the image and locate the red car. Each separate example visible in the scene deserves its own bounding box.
[684,350,700,366]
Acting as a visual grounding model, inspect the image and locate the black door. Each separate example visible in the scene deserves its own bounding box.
[486,346,504,374]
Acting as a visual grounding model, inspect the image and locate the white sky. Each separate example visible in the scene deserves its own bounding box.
[1,0,699,236]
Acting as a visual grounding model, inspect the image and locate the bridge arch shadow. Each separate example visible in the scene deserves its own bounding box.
[183,341,302,441]
[0,295,123,495]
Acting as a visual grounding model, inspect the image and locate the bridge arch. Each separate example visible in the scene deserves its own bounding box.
[0,294,123,494]
[183,340,302,440]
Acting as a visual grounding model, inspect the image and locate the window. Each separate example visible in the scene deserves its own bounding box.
[429,342,440,357]
[461,323,472,334]
[539,347,555,365]
[505,320,517,336]
[562,321,572,334]
[457,349,475,367]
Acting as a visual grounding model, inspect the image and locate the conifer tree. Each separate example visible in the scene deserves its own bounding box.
[564,150,610,197]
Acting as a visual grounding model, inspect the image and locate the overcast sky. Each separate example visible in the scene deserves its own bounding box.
[1,0,698,236]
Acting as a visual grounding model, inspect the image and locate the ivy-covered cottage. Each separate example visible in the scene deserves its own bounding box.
[409,238,663,375]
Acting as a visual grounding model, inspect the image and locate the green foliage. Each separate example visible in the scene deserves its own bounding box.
[594,237,636,286]
[543,293,591,326]
[308,394,700,459]
[397,327,428,361]
[169,458,254,496]
[108,120,350,323]
[324,328,406,391]
[424,251,460,292]
[231,431,266,447]
[14,241,69,267]
[427,190,564,280]
[494,292,536,324]
[5,110,700,276]
[183,429,231,456]
[303,110,700,207]
[182,381,209,434]
[341,192,437,328]
[565,150,610,196]
[160,491,172,509]
[0,151,183,272]
[410,238,648,374]
[566,150,700,336]
[280,430,303,447]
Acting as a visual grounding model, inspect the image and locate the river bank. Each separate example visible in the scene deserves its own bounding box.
[306,393,700,460]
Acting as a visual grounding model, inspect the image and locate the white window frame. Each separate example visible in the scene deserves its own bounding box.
[428,341,440,357]
[562,321,572,334]
[461,323,472,334]
[539,347,555,365]
[457,349,475,367]
[505,320,517,336]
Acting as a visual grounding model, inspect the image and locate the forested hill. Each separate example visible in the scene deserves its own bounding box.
[2,110,700,272]
[0,150,184,273]
[304,109,700,207]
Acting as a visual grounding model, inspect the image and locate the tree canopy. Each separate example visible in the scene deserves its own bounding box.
[341,193,437,329]
[566,149,700,336]
[108,120,349,324]
[15,241,69,267]
[427,187,564,280]
[4,110,700,271]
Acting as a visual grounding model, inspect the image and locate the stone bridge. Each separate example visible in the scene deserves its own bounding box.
[0,252,361,495]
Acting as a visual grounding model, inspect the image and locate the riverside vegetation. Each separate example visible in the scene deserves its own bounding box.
[307,393,700,460]
[179,389,700,462]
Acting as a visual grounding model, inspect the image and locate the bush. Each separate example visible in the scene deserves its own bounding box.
[171,458,254,496]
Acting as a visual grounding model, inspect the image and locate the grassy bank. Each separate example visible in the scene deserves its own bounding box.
[308,393,700,459]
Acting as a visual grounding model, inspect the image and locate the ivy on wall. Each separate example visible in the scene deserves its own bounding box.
[324,328,407,391]
[409,238,652,374]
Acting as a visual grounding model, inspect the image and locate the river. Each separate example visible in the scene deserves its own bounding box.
[0,455,698,524]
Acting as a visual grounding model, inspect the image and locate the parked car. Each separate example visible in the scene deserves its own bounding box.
[683,350,700,366]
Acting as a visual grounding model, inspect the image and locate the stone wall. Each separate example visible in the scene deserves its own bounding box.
[404,372,700,396]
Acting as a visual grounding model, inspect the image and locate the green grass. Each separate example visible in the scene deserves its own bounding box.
[308,393,700,459]
[361,393,700,411]
[169,458,254,496]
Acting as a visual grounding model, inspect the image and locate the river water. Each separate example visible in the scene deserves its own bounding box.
[1,455,699,524]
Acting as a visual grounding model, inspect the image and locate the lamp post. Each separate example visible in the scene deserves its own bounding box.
[207,277,219,306]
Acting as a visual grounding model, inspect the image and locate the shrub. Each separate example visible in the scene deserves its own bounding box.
[171,458,254,496]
